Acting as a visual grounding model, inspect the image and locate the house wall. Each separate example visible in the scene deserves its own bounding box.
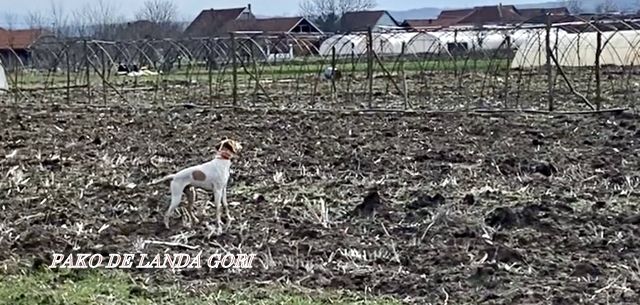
[238,8,254,20]
[290,20,321,33]
[374,14,398,30]
[0,49,30,70]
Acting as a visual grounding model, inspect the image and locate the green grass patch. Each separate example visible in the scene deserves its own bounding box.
[9,57,511,88]
[0,269,403,305]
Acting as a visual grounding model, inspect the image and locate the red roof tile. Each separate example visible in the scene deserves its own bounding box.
[227,17,321,33]
[438,9,474,20]
[413,8,474,29]
[414,5,571,28]
[184,7,250,37]
[402,19,449,30]
[0,29,47,50]
[456,5,524,25]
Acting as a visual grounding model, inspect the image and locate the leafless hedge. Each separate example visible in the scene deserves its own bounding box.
[2,17,640,112]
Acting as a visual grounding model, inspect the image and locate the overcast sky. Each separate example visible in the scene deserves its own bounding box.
[1,0,552,27]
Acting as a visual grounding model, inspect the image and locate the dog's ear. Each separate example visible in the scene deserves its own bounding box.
[231,141,242,154]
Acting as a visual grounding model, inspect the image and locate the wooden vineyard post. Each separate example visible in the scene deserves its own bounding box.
[85,40,92,103]
[230,32,238,107]
[400,42,408,109]
[595,29,602,110]
[331,46,336,100]
[66,44,71,103]
[367,27,373,108]
[545,13,554,112]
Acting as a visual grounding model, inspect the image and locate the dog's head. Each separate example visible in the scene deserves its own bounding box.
[217,138,242,156]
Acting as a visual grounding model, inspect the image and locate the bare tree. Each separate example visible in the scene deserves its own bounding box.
[49,0,71,36]
[135,0,178,24]
[71,0,124,39]
[131,0,181,39]
[300,0,376,31]
[564,0,584,14]
[24,11,46,29]
[596,0,618,13]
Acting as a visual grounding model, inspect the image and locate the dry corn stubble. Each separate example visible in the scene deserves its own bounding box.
[0,102,639,304]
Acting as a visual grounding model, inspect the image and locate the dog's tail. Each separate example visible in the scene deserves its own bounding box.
[148,174,176,186]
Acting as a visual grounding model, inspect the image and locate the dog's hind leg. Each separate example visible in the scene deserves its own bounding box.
[184,186,199,225]
[164,179,187,229]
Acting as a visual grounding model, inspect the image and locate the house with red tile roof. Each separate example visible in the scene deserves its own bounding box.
[455,4,524,25]
[184,6,254,37]
[437,9,475,25]
[0,28,48,50]
[0,28,52,67]
[403,5,570,30]
[226,17,323,34]
[185,5,323,37]
[401,8,473,30]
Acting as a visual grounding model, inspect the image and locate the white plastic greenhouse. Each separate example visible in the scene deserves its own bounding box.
[429,29,539,51]
[511,29,640,68]
[511,28,573,68]
[376,32,447,54]
[318,34,368,56]
[318,32,447,56]
[0,60,7,95]
[318,29,560,57]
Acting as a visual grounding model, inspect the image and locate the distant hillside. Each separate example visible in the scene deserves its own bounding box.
[388,2,566,22]
[389,7,441,21]
[387,0,640,22]
[514,1,565,9]
[516,0,638,11]
[244,0,640,25]
[388,2,566,21]
[569,0,638,11]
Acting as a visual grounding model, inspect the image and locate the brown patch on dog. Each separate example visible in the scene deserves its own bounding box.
[221,141,234,152]
[192,170,206,181]
[218,139,234,152]
[219,139,238,154]
[217,139,241,156]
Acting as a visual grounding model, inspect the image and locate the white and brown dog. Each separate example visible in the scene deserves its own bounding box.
[150,139,242,231]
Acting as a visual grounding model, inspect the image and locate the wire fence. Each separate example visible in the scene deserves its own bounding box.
[2,15,640,112]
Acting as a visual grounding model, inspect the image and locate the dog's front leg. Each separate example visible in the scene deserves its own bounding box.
[212,188,223,234]
[222,185,233,226]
